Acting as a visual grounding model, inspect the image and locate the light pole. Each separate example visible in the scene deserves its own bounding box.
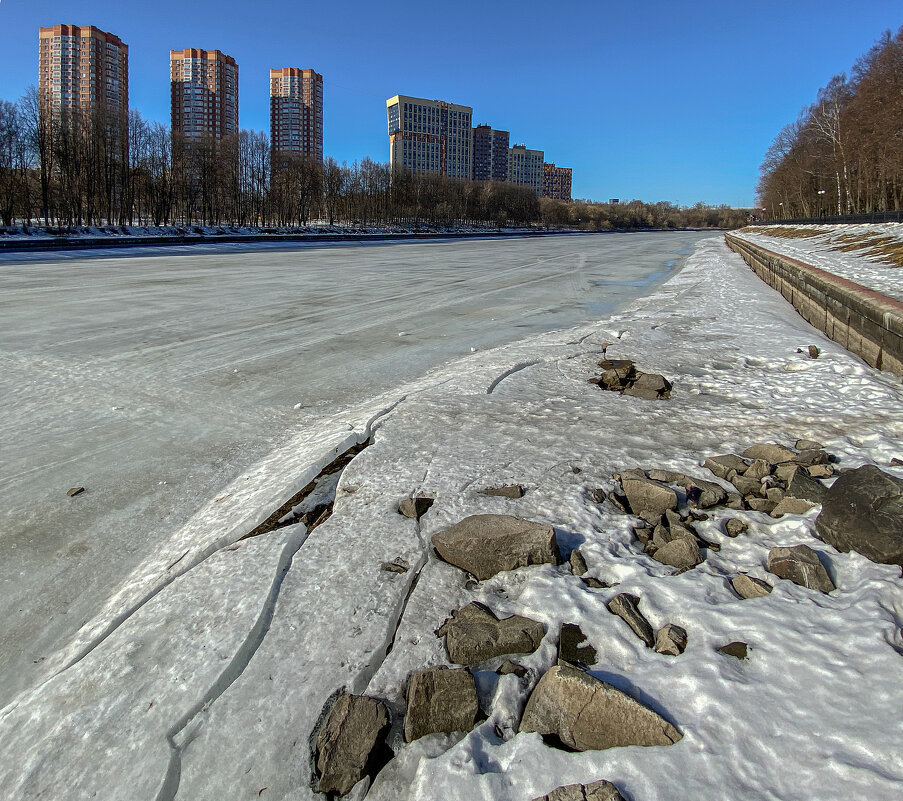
[779,201,784,220]
[817,189,826,218]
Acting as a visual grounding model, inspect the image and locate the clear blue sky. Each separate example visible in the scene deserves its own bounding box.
[1,1,901,207]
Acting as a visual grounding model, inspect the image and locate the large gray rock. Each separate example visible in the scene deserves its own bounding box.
[520,662,681,751]
[770,497,817,518]
[704,454,749,479]
[404,667,478,742]
[784,467,828,505]
[796,439,825,451]
[436,603,546,665]
[652,537,702,570]
[432,514,561,580]
[646,470,727,508]
[767,545,836,593]
[569,547,589,576]
[731,474,765,497]
[742,444,798,464]
[532,780,626,801]
[621,476,678,524]
[815,465,903,566]
[622,372,672,400]
[606,593,655,647]
[316,694,390,796]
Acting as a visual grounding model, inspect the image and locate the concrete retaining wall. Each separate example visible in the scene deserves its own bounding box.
[725,232,903,377]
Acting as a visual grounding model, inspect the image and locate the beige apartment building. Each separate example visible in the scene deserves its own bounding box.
[38,24,128,138]
[386,95,472,180]
[170,49,238,141]
[270,68,323,161]
[507,144,544,195]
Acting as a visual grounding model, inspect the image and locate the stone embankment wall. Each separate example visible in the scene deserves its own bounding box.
[725,232,903,377]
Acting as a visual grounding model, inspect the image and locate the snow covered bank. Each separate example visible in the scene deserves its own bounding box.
[726,232,903,376]
[733,223,903,301]
[1,237,902,800]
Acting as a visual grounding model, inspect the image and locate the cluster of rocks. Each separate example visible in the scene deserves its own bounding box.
[313,441,903,797]
[703,440,835,516]
[589,358,673,400]
[314,512,682,797]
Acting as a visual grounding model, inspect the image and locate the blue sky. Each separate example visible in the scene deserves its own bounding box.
[1,1,901,207]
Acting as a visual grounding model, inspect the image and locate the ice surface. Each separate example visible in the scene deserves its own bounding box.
[1,236,902,800]
[0,232,706,702]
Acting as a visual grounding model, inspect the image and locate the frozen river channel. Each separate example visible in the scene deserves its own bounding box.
[0,231,710,701]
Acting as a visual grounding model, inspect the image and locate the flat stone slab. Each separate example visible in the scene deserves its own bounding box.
[606,593,655,647]
[732,574,772,599]
[436,602,545,665]
[815,465,903,566]
[316,693,390,796]
[404,666,478,742]
[520,662,681,751]
[432,514,561,580]
[532,780,626,801]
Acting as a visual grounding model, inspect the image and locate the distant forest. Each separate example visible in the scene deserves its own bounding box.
[758,25,903,219]
[0,89,747,233]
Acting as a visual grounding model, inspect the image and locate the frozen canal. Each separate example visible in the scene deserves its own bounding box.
[0,232,708,701]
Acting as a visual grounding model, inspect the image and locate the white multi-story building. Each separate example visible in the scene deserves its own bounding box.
[507,144,544,195]
[386,95,472,180]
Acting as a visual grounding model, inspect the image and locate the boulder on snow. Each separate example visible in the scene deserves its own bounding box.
[652,537,702,570]
[558,623,597,666]
[569,547,589,576]
[731,574,772,599]
[481,484,526,499]
[398,496,434,520]
[621,476,678,524]
[654,624,688,656]
[497,659,527,678]
[717,641,749,660]
[519,662,682,751]
[746,498,778,514]
[403,666,478,742]
[436,602,545,665]
[316,694,390,796]
[432,514,561,580]
[532,780,626,801]
[725,518,748,538]
[606,593,655,648]
[815,465,903,566]
[767,545,835,593]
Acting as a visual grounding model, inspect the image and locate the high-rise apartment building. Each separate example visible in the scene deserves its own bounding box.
[386,95,472,180]
[269,68,323,160]
[38,25,128,136]
[542,163,573,201]
[170,49,238,141]
[472,124,509,182]
[507,144,544,195]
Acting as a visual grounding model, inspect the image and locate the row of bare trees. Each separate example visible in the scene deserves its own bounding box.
[758,25,903,219]
[1,88,748,232]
